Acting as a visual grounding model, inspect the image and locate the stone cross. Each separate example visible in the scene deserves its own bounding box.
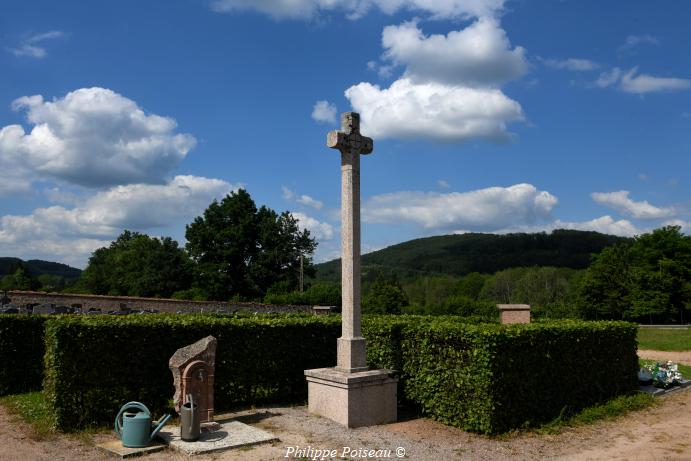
[327,112,373,373]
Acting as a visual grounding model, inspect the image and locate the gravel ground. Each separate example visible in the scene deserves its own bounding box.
[638,350,691,366]
[1,350,690,461]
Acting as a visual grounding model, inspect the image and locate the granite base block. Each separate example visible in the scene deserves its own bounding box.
[304,367,398,428]
[157,420,277,455]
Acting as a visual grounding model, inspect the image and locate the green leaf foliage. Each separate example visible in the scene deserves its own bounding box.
[80,230,193,298]
[185,189,317,300]
[401,319,639,433]
[263,282,341,306]
[579,226,691,322]
[315,230,628,282]
[0,315,47,395]
[39,314,637,433]
[362,278,408,314]
[43,314,340,430]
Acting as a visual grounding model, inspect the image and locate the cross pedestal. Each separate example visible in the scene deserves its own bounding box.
[304,112,398,428]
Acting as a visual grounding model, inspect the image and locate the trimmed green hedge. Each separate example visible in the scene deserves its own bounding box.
[44,314,340,429]
[40,314,638,433]
[0,315,47,395]
[401,319,639,433]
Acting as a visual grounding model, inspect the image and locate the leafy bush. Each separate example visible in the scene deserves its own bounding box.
[362,279,408,314]
[402,319,639,433]
[40,314,638,433]
[0,315,47,395]
[263,282,341,306]
[170,287,209,301]
[43,314,340,430]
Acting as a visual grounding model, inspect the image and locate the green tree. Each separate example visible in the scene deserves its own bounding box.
[80,230,193,297]
[185,189,316,300]
[628,226,691,323]
[577,226,691,322]
[363,278,408,314]
[0,267,37,291]
[37,274,66,292]
[577,244,632,319]
[455,272,488,300]
[479,267,531,304]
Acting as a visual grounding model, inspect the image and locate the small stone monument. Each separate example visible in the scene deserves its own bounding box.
[304,112,398,428]
[497,304,531,324]
[169,336,217,426]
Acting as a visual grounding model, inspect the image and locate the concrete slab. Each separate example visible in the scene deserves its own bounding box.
[96,438,167,458]
[157,420,277,455]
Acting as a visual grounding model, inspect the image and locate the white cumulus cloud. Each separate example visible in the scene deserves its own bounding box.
[311,100,337,124]
[210,0,505,20]
[346,17,527,143]
[381,18,528,87]
[551,216,640,237]
[0,87,196,188]
[291,212,335,240]
[282,186,324,210]
[591,190,676,220]
[0,176,234,267]
[346,77,523,142]
[363,183,557,231]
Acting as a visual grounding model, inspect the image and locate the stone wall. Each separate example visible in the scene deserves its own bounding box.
[5,290,322,314]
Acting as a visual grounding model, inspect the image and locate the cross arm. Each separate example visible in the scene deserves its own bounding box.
[327,131,374,155]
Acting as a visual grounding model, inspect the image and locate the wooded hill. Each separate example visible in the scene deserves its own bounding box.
[0,257,82,282]
[314,230,629,282]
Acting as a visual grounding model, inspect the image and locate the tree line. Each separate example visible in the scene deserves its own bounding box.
[356,226,690,323]
[4,186,688,324]
[69,189,316,301]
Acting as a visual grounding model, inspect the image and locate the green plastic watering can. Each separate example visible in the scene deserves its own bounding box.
[115,401,171,448]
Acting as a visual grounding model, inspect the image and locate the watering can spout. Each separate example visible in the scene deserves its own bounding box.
[149,413,171,442]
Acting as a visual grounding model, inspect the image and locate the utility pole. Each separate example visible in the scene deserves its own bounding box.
[299,254,304,294]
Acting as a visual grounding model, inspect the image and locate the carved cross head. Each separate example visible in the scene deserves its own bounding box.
[327,112,373,155]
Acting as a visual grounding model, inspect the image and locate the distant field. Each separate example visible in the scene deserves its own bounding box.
[637,327,691,351]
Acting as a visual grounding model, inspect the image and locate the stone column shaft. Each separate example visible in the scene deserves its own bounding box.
[337,149,367,372]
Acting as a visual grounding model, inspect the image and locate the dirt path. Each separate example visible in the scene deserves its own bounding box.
[2,388,691,461]
[638,349,691,366]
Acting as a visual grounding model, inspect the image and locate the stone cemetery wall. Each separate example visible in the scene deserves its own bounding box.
[7,290,317,314]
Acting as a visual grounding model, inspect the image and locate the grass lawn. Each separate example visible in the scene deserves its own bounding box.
[637,327,691,351]
[535,392,655,434]
[0,391,54,438]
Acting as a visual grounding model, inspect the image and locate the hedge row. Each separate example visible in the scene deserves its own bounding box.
[36,314,637,432]
[0,315,47,395]
[43,314,342,429]
[401,319,639,433]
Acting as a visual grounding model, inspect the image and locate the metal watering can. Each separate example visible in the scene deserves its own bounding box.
[115,401,171,448]
[180,393,200,442]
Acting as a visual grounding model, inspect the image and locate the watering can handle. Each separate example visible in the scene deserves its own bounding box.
[114,401,151,438]
[149,413,171,442]
[188,393,195,431]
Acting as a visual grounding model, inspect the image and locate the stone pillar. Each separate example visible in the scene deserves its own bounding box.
[337,149,367,372]
[497,304,531,324]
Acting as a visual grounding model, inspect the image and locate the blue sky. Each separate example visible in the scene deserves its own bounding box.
[1,0,690,268]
